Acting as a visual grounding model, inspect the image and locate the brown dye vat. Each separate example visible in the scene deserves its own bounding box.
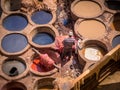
[75,20,106,39]
[71,1,102,18]
[34,78,56,90]
[1,82,27,90]
[112,13,120,31]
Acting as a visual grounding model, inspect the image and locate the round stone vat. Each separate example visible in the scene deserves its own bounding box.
[2,14,28,31]
[74,19,106,39]
[78,40,108,62]
[30,49,60,76]
[29,25,58,48]
[1,0,21,12]
[112,35,120,48]
[71,0,103,18]
[105,0,120,10]
[1,82,27,90]
[1,33,28,54]
[34,78,57,90]
[31,10,55,24]
[2,58,26,77]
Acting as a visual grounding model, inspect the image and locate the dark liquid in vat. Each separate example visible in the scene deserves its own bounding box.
[31,10,52,24]
[112,35,120,47]
[2,34,28,53]
[8,88,23,90]
[32,32,54,45]
[3,15,28,31]
[106,0,120,10]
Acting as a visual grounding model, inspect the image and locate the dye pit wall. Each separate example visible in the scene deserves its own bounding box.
[0,0,120,90]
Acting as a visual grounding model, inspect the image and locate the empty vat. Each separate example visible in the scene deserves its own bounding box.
[1,82,27,90]
[112,35,120,48]
[75,19,106,39]
[1,33,28,53]
[2,58,26,77]
[71,0,102,18]
[34,78,56,90]
[31,10,53,24]
[2,14,28,31]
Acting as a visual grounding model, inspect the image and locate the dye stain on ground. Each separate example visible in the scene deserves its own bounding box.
[2,60,26,76]
[32,32,54,45]
[1,34,28,53]
[112,35,120,48]
[31,10,52,24]
[3,14,28,31]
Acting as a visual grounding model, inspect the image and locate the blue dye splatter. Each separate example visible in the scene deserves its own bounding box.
[3,15,28,31]
[31,10,52,24]
[112,35,120,47]
[2,34,28,53]
[32,32,54,45]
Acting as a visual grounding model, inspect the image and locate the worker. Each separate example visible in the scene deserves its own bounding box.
[61,31,76,61]
[32,48,60,70]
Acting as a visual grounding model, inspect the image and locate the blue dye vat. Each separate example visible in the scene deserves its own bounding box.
[31,10,52,24]
[112,35,120,47]
[3,14,28,31]
[2,34,28,53]
[32,32,54,45]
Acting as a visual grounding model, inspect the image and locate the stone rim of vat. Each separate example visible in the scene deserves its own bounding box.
[0,57,29,80]
[1,0,21,14]
[71,0,104,19]
[0,33,30,56]
[29,9,56,25]
[2,13,28,31]
[33,78,56,90]
[28,25,59,49]
[74,18,108,39]
[78,40,108,63]
[1,82,27,90]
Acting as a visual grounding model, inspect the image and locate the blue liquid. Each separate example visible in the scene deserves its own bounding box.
[31,10,52,24]
[112,35,120,47]
[3,14,28,31]
[2,34,28,53]
[32,32,54,45]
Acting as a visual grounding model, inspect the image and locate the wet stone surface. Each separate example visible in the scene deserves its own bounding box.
[2,34,28,53]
